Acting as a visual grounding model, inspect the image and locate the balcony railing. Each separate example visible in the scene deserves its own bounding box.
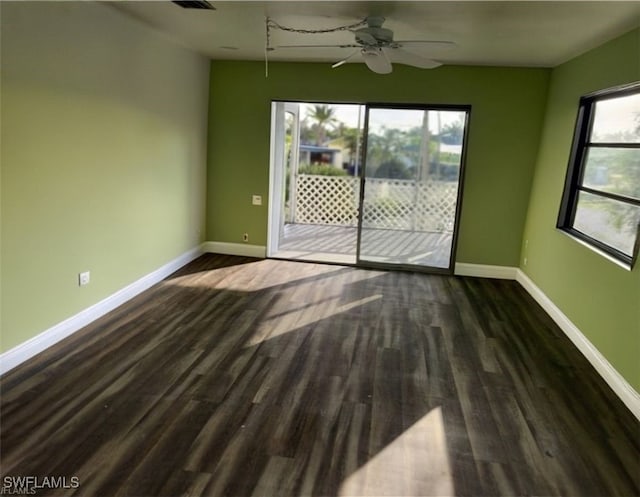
[293,174,459,233]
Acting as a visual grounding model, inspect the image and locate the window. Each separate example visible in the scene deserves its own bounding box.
[558,82,640,268]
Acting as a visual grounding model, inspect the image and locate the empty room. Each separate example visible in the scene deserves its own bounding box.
[1,1,639,496]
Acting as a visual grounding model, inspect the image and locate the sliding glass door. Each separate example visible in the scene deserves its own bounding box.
[268,101,365,264]
[357,106,469,271]
[269,101,469,272]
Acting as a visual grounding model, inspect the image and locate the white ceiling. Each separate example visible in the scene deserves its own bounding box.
[111,1,640,68]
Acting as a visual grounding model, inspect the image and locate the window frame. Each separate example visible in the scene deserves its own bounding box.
[557,81,640,269]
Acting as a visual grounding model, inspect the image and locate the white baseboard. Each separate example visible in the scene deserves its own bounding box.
[203,241,266,258]
[0,245,204,376]
[454,262,519,279]
[516,269,640,420]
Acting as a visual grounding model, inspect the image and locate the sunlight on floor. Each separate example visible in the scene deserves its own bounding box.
[163,258,390,348]
[338,407,454,496]
[164,259,346,292]
[246,294,382,346]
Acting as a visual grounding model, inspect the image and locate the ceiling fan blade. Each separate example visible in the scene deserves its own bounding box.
[362,48,392,74]
[387,47,442,69]
[393,40,457,51]
[332,51,360,69]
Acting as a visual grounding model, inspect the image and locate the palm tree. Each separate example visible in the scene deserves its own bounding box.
[308,104,338,146]
[367,126,405,170]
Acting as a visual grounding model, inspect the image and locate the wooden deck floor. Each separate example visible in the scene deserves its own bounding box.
[1,254,638,497]
[276,223,452,268]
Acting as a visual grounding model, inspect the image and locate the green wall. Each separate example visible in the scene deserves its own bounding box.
[521,28,640,391]
[206,62,550,266]
[0,2,209,352]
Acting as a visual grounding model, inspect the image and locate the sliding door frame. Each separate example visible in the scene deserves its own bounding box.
[355,102,472,275]
[268,99,471,275]
[268,99,365,263]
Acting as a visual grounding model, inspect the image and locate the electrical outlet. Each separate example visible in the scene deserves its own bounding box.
[243,233,249,243]
[252,195,262,206]
[524,257,528,266]
[79,271,90,286]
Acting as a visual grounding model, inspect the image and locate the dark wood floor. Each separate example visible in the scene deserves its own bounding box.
[1,254,638,497]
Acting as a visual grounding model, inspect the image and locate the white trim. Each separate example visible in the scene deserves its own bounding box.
[516,269,640,420]
[203,241,266,258]
[454,262,518,279]
[267,102,284,258]
[0,245,204,376]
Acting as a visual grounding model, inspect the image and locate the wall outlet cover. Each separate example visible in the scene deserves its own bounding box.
[79,271,90,286]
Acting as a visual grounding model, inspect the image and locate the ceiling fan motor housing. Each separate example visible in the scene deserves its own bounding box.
[355,27,394,46]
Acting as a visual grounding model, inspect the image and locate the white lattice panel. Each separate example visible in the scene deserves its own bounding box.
[362,179,415,230]
[362,179,458,232]
[294,175,458,232]
[415,181,459,232]
[295,175,360,226]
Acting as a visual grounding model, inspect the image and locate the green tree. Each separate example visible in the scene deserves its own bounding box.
[367,127,406,170]
[584,117,639,237]
[298,164,347,176]
[440,120,464,145]
[328,123,362,170]
[308,104,338,146]
[374,159,412,179]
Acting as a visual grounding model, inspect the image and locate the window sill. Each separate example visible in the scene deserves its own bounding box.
[558,229,634,271]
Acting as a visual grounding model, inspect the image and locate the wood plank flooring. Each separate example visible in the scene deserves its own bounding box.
[1,254,638,496]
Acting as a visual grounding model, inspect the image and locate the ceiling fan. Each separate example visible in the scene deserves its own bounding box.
[275,16,455,74]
